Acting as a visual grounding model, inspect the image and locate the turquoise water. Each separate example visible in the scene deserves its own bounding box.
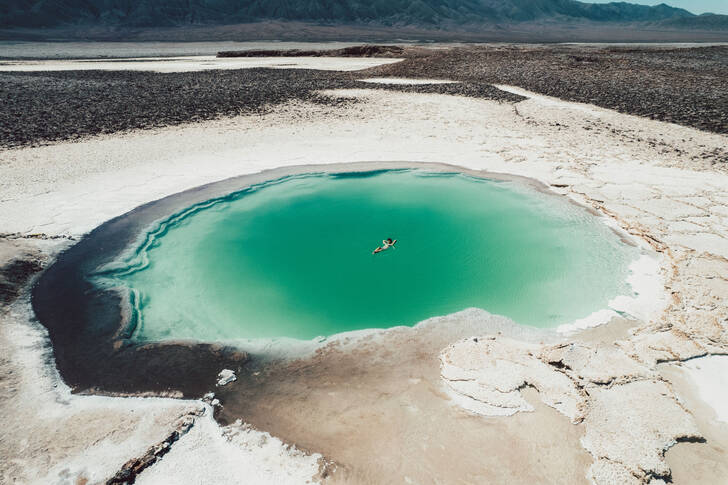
[97,170,637,342]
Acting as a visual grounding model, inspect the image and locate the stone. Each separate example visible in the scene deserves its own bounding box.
[216,369,237,387]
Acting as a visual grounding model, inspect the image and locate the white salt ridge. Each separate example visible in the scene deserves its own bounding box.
[494,84,607,117]
[557,254,666,334]
[192,310,540,365]
[609,254,667,322]
[359,77,458,85]
[556,308,621,334]
[682,356,728,423]
[136,411,323,485]
[0,56,403,73]
[443,380,524,416]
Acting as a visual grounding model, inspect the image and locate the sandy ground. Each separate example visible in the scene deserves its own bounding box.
[358,77,458,84]
[214,309,597,485]
[0,56,402,73]
[679,356,728,423]
[659,358,728,484]
[1,62,727,484]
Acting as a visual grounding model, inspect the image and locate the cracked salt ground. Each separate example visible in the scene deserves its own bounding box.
[440,337,702,483]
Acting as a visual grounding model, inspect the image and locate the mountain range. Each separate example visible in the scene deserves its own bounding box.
[2,0,727,29]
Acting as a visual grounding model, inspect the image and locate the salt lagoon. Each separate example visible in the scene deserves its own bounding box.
[95,170,639,342]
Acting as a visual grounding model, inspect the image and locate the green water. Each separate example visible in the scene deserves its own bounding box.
[99,170,637,342]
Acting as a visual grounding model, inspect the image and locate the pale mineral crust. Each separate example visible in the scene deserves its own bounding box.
[1,45,727,484]
[441,336,708,484]
[582,380,701,482]
[441,337,586,422]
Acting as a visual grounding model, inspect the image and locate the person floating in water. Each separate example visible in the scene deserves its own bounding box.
[373,238,397,254]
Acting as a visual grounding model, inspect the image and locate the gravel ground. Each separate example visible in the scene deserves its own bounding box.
[0,68,519,148]
[2,44,726,148]
[368,44,728,134]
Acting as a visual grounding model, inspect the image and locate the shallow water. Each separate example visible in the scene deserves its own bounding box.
[97,170,638,341]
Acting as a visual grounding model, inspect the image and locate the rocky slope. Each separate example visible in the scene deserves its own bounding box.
[2,0,723,29]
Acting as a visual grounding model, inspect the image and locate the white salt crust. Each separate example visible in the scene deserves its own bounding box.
[2,82,727,484]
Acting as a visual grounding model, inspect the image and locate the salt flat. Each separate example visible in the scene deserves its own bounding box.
[1,69,727,484]
[358,77,458,84]
[0,55,402,73]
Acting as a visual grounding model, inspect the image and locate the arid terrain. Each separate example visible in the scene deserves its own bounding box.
[1,44,727,485]
[2,45,727,149]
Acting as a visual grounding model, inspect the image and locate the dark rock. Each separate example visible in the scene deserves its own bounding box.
[0,258,44,305]
[218,45,405,58]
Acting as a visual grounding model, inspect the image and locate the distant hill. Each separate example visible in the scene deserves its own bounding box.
[2,0,722,29]
[658,13,728,30]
